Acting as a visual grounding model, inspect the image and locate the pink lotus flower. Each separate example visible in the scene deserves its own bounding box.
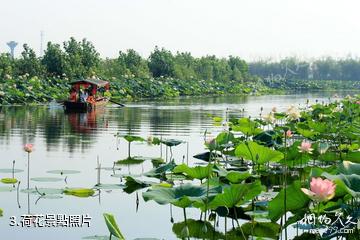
[24,144,33,153]
[205,138,217,150]
[285,130,293,138]
[356,101,360,105]
[298,141,313,154]
[301,177,336,202]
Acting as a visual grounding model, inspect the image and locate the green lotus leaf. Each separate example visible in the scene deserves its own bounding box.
[322,172,360,197]
[172,164,213,181]
[344,151,360,163]
[123,176,153,194]
[103,213,125,240]
[123,135,145,143]
[31,177,63,182]
[21,188,64,195]
[232,118,263,136]
[63,188,95,198]
[243,221,280,238]
[143,183,221,208]
[0,168,24,173]
[46,170,81,175]
[172,219,224,239]
[145,160,177,178]
[0,208,2,217]
[213,116,223,122]
[338,161,360,175]
[93,184,125,190]
[235,141,284,164]
[116,157,145,165]
[307,120,328,133]
[209,180,264,209]
[0,186,15,192]
[160,139,184,147]
[216,132,235,146]
[268,180,310,221]
[253,130,282,147]
[82,236,111,240]
[0,178,18,184]
[225,171,251,184]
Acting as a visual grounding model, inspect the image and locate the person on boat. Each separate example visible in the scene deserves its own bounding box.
[79,89,88,102]
[87,92,96,104]
[69,87,77,102]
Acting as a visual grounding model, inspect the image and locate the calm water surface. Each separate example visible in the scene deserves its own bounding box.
[0,92,355,239]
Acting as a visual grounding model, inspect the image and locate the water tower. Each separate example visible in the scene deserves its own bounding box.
[7,41,18,58]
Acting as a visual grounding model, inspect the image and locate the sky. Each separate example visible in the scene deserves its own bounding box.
[0,0,359,60]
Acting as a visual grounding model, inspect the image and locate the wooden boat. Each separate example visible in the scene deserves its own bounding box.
[63,79,110,112]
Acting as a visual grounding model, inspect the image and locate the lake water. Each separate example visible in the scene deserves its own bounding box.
[0,92,356,239]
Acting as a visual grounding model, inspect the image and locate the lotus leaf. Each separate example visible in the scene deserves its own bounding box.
[235,141,284,164]
[143,183,222,208]
[64,188,95,198]
[0,178,18,184]
[103,213,125,240]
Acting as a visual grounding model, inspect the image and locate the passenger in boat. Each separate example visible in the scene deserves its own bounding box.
[79,89,88,102]
[69,87,77,102]
[87,92,96,104]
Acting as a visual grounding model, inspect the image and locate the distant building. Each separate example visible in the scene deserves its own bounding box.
[7,41,18,58]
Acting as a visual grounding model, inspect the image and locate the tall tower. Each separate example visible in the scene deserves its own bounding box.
[7,41,18,58]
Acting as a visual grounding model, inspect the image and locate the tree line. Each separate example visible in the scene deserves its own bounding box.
[249,57,360,81]
[0,37,251,84]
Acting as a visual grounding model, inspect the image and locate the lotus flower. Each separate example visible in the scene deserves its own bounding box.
[205,138,217,150]
[301,177,335,202]
[263,112,275,124]
[24,144,33,153]
[286,106,301,120]
[272,107,277,112]
[285,130,293,138]
[298,141,313,154]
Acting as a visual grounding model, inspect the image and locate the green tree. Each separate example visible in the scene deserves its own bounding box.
[15,44,43,77]
[42,42,67,77]
[0,53,14,80]
[148,46,175,77]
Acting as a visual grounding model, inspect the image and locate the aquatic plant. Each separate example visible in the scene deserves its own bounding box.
[301,177,336,202]
[103,213,125,240]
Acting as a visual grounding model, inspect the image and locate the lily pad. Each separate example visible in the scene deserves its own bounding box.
[268,180,310,221]
[82,236,112,240]
[123,176,153,194]
[1,178,18,184]
[46,170,81,175]
[161,139,184,147]
[31,177,63,182]
[116,157,145,165]
[173,164,213,181]
[0,168,24,173]
[0,186,15,192]
[209,180,264,209]
[123,135,145,143]
[235,141,284,164]
[172,219,224,239]
[21,188,64,195]
[143,183,222,208]
[145,161,177,178]
[64,188,95,198]
[93,184,125,190]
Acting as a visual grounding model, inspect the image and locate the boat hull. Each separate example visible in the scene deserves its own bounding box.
[63,99,108,112]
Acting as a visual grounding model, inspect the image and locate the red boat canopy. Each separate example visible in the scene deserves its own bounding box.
[70,79,110,95]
